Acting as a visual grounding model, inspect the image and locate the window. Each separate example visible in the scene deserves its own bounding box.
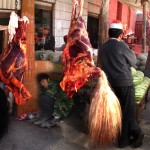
[34,5,53,51]
[35,8,52,34]
[0,13,10,54]
[87,16,99,49]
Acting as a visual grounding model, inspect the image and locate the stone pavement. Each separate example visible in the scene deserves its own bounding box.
[0,100,150,150]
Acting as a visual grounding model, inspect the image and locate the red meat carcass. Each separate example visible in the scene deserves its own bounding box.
[60,0,101,98]
[0,12,31,105]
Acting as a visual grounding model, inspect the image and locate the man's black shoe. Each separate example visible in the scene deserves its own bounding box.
[118,144,128,148]
[131,133,145,148]
[118,141,128,149]
[129,138,134,145]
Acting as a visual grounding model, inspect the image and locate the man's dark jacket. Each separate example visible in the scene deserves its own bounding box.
[100,39,137,87]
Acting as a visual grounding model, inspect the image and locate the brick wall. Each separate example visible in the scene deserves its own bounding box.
[53,0,104,47]
[53,0,88,47]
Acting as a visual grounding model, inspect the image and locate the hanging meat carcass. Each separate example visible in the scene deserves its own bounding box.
[60,0,122,145]
[0,12,31,105]
[60,0,101,98]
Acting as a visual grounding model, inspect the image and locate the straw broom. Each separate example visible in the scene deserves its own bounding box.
[89,71,122,145]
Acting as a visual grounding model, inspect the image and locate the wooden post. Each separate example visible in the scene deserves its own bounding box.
[15,0,53,116]
[144,29,150,77]
[144,51,150,77]
[142,2,147,53]
[143,1,150,77]
[14,0,39,116]
[2,29,8,51]
[97,0,110,67]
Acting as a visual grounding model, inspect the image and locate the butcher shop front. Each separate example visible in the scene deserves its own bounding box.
[0,0,149,120]
[0,0,57,115]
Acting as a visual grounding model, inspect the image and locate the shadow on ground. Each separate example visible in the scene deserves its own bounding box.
[0,98,150,150]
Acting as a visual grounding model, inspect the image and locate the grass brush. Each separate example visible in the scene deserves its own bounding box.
[89,71,122,145]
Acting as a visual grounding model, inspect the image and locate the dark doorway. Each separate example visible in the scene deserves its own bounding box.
[87,16,99,49]
[0,12,10,54]
[0,31,3,54]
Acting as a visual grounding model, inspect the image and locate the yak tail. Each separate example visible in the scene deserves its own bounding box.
[0,88,9,139]
[89,71,122,145]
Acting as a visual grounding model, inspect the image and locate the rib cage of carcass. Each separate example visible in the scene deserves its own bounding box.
[0,12,31,105]
[60,0,101,98]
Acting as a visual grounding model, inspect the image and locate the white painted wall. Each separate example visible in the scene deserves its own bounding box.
[0,0,21,10]
[53,0,98,47]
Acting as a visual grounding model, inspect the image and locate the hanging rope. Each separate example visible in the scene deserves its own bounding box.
[15,0,18,13]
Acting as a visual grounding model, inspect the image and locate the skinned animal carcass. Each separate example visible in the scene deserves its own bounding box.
[60,0,101,98]
[0,12,31,105]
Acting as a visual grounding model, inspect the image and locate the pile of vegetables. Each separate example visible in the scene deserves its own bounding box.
[131,67,150,101]
[135,53,148,72]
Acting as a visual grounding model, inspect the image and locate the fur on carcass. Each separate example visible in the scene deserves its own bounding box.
[0,12,31,105]
[60,0,122,145]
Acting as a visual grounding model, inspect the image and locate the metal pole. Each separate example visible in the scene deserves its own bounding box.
[142,2,147,53]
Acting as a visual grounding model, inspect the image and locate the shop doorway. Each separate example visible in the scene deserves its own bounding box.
[0,31,3,54]
[87,16,99,49]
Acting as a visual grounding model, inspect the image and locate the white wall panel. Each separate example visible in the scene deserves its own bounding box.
[0,0,21,10]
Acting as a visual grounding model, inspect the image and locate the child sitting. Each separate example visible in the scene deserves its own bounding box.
[34,73,73,128]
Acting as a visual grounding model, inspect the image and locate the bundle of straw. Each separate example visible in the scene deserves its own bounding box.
[89,71,122,145]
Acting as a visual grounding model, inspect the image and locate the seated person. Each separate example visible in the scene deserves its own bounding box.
[0,87,9,139]
[37,25,55,51]
[34,74,73,128]
[35,32,44,51]
[58,35,67,51]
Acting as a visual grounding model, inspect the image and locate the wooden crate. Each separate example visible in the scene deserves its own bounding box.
[135,87,149,123]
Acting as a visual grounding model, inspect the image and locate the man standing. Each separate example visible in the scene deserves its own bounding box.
[100,23,145,148]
